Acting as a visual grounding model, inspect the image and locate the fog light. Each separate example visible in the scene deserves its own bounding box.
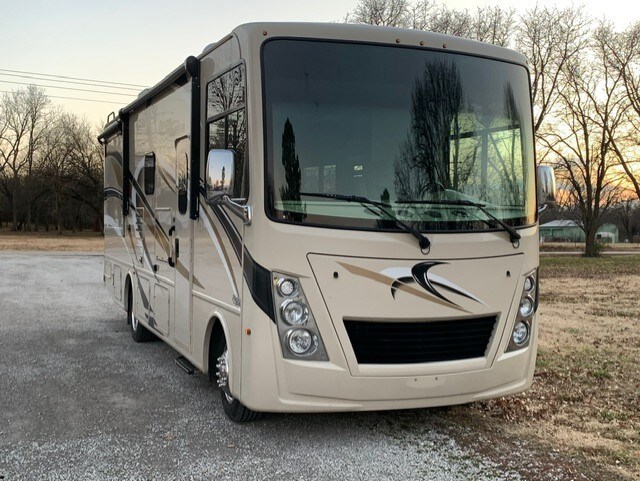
[519,297,534,318]
[287,329,317,355]
[524,275,535,293]
[277,278,297,297]
[281,299,309,325]
[512,321,530,346]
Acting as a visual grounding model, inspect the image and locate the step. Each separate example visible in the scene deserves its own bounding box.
[175,356,195,375]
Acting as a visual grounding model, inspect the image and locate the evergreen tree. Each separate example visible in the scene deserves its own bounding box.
[279,118,305,220]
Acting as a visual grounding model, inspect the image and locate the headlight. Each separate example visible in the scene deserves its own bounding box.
[272,272,329,361]
[287,329,318,355]
[281,299,309,325]
[523,275,535,293]
[506,269,538,352]
[519,297,534,318]
[512,321,530,346]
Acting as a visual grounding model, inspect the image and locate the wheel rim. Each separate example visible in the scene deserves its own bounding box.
[130,302,138,331]
[216,347,234,402]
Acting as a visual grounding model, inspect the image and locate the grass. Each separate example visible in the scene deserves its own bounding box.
[540,254,640,278]
[541,242,640,252]
[0,228,103,251]
[447,255,640,480]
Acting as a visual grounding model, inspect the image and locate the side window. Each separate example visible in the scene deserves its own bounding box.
[177,153,188,214]
[207,65,245,119]
[144,152,155,195]
[209,118,225,150]
[206,64,248,200]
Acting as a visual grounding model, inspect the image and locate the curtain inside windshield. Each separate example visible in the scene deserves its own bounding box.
[263,39,536,231]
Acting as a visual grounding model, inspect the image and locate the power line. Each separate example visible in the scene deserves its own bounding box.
[0,90,125,105]
[0,80,137,97]
[0,72,142,91]
[0,68,148,88]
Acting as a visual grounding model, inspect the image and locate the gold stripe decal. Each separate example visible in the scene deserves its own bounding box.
[337,261,468,313]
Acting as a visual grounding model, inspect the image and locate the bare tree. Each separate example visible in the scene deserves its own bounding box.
[0,102,7,175]
[346,0,515,46]
[517,5,590,135]
[540,48,623,256]
[0,86,50,230]
[424,4,472,37]
[599,21,640,200]
[64,115,105,231]
[471,6,516,47]
[611,198,638,242]
[0,86,104,233]
[345,0,411,27]
[38,114,68,234]
[406,0,434,30]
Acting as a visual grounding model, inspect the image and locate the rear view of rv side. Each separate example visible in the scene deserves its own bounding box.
[100,22,556,422]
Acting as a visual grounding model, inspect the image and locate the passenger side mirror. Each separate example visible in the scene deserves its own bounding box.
[206,149,234,204]
[537,165,557,212]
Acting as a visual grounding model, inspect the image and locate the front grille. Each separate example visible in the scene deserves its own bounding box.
[343,316,497,364]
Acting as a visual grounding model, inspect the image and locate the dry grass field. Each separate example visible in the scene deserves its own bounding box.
[0,229,103,251]
[449,255,640,481]
[541,242,640,252]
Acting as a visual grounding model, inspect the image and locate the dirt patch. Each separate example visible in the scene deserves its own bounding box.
[445,258,640,480]
[0,229,103,252]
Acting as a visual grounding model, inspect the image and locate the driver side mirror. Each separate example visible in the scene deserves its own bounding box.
[206,149,234,204]
[537,165,556,212]
[205,149,252,225]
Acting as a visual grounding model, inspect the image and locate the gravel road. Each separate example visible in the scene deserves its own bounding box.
[0,253,522,481]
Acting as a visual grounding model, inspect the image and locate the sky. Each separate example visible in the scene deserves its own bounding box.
[1,0,638,127]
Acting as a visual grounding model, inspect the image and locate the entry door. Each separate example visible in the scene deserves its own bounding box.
[174,138,192,349]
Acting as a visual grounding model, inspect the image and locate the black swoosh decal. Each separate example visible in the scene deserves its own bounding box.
[411,262,457,305]
[391,276,414,299]
[243,248,275,322]
[212,205,242,262]
[429,279,480,303]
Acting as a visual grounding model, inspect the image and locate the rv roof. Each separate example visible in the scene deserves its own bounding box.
[226,22,528,67]
[100,22,529,138]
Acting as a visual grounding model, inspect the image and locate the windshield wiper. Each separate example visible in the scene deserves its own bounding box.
[299,192,430,250]
[397,199,521,245]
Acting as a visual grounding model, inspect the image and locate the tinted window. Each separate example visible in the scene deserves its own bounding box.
[144,152,155,195]
[263,40,536,231]
[206,64,249,200]
[178,153,188,214]
[207,65,245,119]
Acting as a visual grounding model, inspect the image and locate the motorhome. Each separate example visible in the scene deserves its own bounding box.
[100,22,556,422]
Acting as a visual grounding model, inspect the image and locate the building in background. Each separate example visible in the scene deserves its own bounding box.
[539,220,619,243]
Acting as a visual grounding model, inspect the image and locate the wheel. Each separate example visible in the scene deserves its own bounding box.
[212,335,262,422]
[127,284,153,343]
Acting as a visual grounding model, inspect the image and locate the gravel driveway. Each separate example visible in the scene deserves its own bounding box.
[0,253,522,481]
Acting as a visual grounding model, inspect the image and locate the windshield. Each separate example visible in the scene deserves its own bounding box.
[263,39,536,232]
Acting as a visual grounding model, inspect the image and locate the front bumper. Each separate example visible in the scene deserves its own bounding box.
[238,311,537,413]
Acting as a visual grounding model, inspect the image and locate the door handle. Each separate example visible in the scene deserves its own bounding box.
[168,238,179,268]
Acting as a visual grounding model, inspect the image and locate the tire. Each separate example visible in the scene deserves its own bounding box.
[212,334,262,422]
[127,285,153,343]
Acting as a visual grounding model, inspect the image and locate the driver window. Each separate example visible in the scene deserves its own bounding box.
[206,64,248,200]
